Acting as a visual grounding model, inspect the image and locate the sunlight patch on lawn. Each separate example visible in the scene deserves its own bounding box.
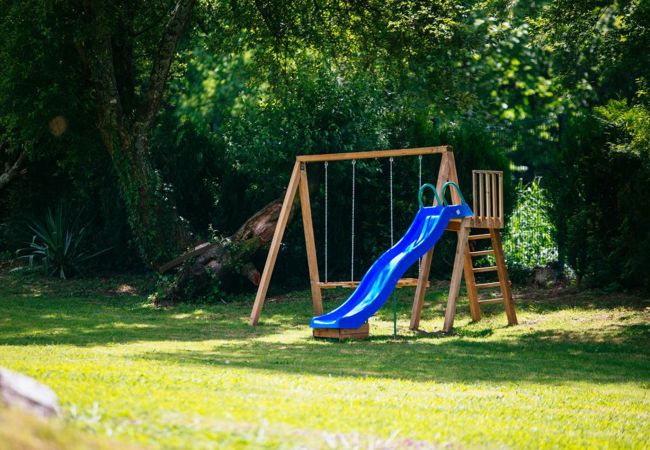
[0,275,648,449]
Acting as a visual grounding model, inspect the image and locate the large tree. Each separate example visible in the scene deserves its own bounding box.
[0,0,199,267]
[75,0,197,266]
[0,0,479,296]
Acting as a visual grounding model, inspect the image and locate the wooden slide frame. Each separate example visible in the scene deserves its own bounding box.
[249,145,477,333]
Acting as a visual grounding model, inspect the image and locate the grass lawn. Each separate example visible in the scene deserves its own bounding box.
[0,272,648,449]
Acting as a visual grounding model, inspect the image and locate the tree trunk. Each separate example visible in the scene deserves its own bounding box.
[77,0,197,268]
[158,199,284,305]
[109,130,193,267]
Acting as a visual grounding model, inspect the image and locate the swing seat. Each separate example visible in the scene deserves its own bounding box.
[317,277,429,289]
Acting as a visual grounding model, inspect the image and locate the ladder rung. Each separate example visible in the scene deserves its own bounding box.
[470,249,494,257]
[473,266,498,273]
[478,297,504,305]
[469,234,492,241]
[476,281,501,289]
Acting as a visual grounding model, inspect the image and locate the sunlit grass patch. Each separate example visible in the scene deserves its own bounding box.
[0,272,648,449]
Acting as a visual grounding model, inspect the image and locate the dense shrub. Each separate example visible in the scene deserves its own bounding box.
[16,207,111,278]
[502,179,559,281]
[549,108,650,290]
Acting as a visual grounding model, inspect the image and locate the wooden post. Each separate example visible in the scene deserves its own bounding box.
[446,151,462,204]
[410,248,434,330]
[490,228,518,325]
[298,163,323,315]
[463,244,481,321]
[249,161,302,325]
[442,218,471,333]
[410,150,457,330]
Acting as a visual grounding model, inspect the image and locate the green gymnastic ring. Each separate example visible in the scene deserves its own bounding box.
[440,181,467,206]
[418,183,443,208]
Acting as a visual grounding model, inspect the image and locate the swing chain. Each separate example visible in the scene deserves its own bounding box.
[324,161,328,283]
[351,159,356,281]
[418,154,422,273]
[389,157,394,246]
[390,156,396,337]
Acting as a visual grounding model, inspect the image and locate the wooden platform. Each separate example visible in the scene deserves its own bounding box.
[313,323,369,340]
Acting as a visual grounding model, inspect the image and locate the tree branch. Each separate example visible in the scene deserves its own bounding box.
[138,0,196,131]
[0,150,27,192]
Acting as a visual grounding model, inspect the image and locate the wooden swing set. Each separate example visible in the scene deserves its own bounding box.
[249,146,517,334]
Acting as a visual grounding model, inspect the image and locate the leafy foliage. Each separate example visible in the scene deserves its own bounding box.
[0,0,649,291]
[503,179,558,271]
[16,207,110,279]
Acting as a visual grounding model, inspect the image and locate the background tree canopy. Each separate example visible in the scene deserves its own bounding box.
[1,0,648,292]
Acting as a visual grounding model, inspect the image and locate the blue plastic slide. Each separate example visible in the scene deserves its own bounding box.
[310,182,473,330]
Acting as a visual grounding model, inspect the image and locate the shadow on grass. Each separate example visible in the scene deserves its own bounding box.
[0,291,488,346]
[0,296,292,345]
[135,327,650,385]
[1,275,648,387]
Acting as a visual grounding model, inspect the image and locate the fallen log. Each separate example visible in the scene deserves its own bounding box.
[157,198,285,305]
[158,242,214,274]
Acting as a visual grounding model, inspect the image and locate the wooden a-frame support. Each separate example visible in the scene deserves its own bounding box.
[409,150,469,333]
[249,146,515,334]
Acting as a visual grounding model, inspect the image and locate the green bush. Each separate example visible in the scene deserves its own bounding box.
[16,207,110,279]
[503,178,559,278]
[549,107,650,290]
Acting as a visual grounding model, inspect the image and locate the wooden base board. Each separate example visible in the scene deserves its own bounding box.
[313,323,369,340]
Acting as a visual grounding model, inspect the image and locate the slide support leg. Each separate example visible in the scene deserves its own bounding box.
[443,218,471,333]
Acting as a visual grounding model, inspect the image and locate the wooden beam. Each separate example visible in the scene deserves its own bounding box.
[479,298,504,305]
[442,218,471,333]
[474,172,485,221]
[410,249,434,330]
[472,171,477,219]
[446,219,461,232]
[490,228,518,326]
[469,234,491,241]
[296,146,450,163]
[470,249,494,257]
[446,152,462,204]
[473,265,498,273]
[463,243,481,321]
[250,161,302,325]
[447,152,480,324]
[490,172,499,221]
[298,163,323,315]
[499,172,504,228]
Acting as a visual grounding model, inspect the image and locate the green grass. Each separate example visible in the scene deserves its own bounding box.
[0,408,145,450]
[0,273,648,449]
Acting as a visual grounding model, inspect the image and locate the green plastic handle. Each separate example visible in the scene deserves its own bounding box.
[418,183,443,208]
[440,181,467,206]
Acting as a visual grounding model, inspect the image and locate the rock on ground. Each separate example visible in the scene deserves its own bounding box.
[0,367,60,418]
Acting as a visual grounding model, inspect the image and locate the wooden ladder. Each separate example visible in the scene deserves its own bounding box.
[463,228,518,325]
